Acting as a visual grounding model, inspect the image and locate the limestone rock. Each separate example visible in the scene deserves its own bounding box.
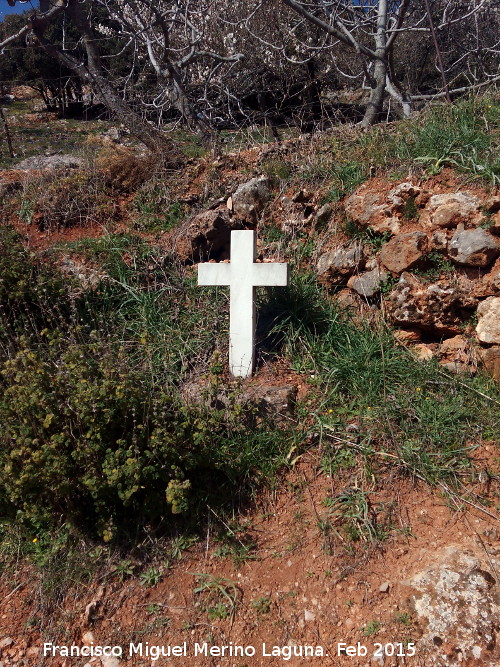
[430,229,448,251]
[174,208,242,263]
[231,176,270,223]
[60,258,106,291]
[278,195,312,234]
[490,210,500,236]
[380,231,428,274]
[316,242,365,287]
[438,335,472,363]
[421,192,481,229]
[448,228,500,267]
[344,187,400,235]
[480,347,500,381]
[476,297,500,344]
[387,181,421,211]
[402,546,500,666]
[313,203,332,227]
[16,154,85,170]
[438,336,477,374]
[101,657,121,667]
[81,631,95,645]
[102,127,125,143]
[242,384,298,424]
[334,288,362,310]
[394,329,421,343]
[412,343,435,361]
[348,266,387,298]
[388,273,477,334]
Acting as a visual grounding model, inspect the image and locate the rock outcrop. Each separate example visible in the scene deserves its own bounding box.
[174,208,242,263]
[380,231,428,273]
[316,242,365,286]
[229,176,271,224]
[388,273,477,334]
[16,154,85,170]
[347,266,388,298]
[344,187,401,235]
[420,192,481,229]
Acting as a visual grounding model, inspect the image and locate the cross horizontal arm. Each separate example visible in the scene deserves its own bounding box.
[252,263,289,287]
[198,262,231,286]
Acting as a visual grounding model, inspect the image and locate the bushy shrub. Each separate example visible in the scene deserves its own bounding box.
[96,146,160,192]
[19,170,116,230]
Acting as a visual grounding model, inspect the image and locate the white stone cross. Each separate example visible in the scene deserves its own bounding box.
[198,230,289,377]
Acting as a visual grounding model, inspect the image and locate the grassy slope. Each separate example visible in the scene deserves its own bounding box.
[0,95,499,602]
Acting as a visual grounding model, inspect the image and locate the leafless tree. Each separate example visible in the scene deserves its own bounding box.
[1,0,498,138]
[93,0,244,142]
[262,0,500,125]
[0,0,185,156]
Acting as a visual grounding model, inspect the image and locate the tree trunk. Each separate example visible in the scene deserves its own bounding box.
[0,106,14,158]
[361,0,388,127]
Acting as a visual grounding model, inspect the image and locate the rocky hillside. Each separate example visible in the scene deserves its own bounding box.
[0,94,499,667]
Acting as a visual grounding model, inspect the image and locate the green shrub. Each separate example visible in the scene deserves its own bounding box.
[0,226,68,340]
[0,331,288,536]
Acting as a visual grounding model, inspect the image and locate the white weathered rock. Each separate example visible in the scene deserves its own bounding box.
[422,192,481,229]
[231,176,271,223]
[81,631,95,645]
[448,228,500,267]
[313,203,332,227]
[183,379,297,423]
[431,229,448,250]
[402,546,500,666]
[387,181,421,210]
[17,154,85,170]
[476,297,500,344]
[101,657,121,667]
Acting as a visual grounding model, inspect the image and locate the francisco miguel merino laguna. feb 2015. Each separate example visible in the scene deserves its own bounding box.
[43,641,327,660]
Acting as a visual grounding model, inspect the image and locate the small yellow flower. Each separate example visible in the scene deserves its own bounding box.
[367,406,372,410]
[416,387,421,392]
[328,409,333,414]
[32,538,38,543]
